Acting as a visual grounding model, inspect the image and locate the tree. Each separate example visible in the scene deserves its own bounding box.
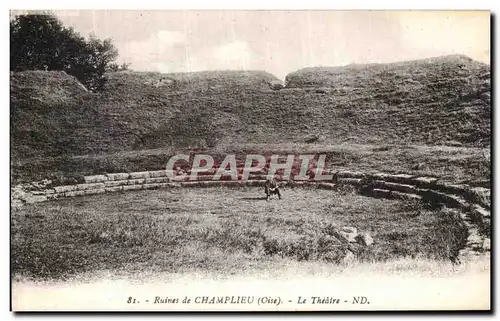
[66,34,119,91]
[10,13,120,91]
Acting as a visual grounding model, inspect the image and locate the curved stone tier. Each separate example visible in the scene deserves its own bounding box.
[11,169,490,263]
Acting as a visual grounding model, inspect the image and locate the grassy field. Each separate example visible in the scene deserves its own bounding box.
[11,186,470,281]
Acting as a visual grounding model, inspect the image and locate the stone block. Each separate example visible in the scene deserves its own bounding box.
[76,183,105,191]
[129,171,151,179]
[84,175,108,183]
[106,173,130,181]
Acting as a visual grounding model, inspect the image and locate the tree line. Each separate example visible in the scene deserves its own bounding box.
[10,13,129,91]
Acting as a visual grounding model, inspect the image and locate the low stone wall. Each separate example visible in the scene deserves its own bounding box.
[11,169,490,262]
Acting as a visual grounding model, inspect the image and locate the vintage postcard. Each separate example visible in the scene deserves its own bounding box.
[10,9,491,311]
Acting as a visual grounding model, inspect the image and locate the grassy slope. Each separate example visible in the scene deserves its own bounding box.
[10,71,121,158]
[284,55,490,147]
[11,55,490,162]
[11,143,490,186]
[84,55,492,150]
[10,70,284,160]
[11,187,469,280]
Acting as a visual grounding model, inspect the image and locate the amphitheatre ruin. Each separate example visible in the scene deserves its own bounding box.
[11,54,490,300]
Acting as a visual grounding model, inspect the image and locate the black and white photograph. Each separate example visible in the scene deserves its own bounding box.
[9,9,491,311]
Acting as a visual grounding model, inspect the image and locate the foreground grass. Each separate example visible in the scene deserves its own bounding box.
[12,254,491,286]
[11,186,470,281]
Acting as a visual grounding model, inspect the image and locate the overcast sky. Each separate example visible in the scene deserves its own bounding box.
[41,10,491,79]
